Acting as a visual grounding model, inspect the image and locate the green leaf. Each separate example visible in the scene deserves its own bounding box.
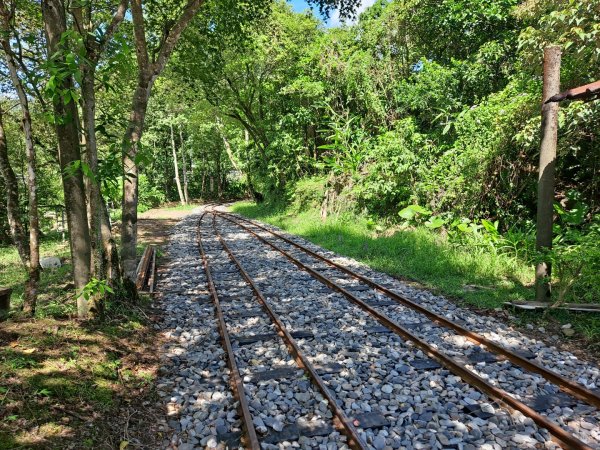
[425,217,446,229]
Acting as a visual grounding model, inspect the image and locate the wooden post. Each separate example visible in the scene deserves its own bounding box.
[535,46,561,302]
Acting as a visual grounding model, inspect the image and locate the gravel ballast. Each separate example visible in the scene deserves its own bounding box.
[154,206,599,449]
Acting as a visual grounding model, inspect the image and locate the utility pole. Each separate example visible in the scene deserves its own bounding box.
[535,46,561,302]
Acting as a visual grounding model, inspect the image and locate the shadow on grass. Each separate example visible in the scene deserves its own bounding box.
[0,302,161,449]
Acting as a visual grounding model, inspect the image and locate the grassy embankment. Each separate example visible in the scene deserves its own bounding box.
[231,201,600,347]
[0,203,198,448]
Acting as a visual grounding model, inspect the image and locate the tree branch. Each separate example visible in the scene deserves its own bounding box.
[130,0,150,75]
[94,0,128,60]
[151,0,205,75]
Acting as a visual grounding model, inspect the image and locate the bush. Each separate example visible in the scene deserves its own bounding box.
[138,174,166,213]
[289,176,326,213]
[420,80,538,220]
[356,118,432,215]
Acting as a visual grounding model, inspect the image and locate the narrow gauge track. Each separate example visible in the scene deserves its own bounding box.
[223,210,600,408]
[198,212,368,449]
[210,207,599,450]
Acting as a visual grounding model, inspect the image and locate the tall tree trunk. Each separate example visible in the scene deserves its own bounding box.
[101,198,120,282]
[243,129,258,201]
[216,150,223,198]
[535,46,561,302]
[220,126,240,172]
[1,20,40,315]
[163,139,172,198]
[81,67,102,280]
[0,109,30,266]
[42,0,92,317]
[179,126,189,204]
[70,0,126,294]
[121,76,153,279]
[81,64,121,294]
[121,0,205,280]
[170,123,185,205]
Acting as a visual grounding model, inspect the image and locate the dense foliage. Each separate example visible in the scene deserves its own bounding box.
[0,0,598,311]
[159,0,599,303]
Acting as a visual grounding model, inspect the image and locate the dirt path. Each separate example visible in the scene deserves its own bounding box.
[136,205,199,246]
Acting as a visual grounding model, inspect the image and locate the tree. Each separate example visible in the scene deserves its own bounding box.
[535,46,561,302]
[169,121,185,205]
[71,0,128,290]
[0,2,40,314]
[41,0,92,317]
[120,0,207,278]
[0,107,29,269]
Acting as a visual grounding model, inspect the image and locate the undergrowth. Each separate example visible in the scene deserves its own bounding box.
[231,200,600,346]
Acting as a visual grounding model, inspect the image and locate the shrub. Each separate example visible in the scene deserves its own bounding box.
[138,174,166,213]
[289,176,327,213]
[356,118,433,215]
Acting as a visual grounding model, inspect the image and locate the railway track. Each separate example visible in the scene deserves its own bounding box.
[199,212,368,448]
[194,205,600,449]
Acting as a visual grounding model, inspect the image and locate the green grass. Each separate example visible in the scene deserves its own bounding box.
[232,201,532,306]
[159,203,198,211]
[231,201,600,346]
[0,235,73,318]
[0,301,159,448]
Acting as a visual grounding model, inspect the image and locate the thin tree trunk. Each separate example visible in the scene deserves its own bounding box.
[81,64,121,299]
[171,123,185,205]
[535,46,561,302]
[121,0,205,280]
[216,149,223,198]
[179,126,189,204]
[221,129,240,172]
[0,109,29,266]
[243,129,257,201]
[101,197,121,282]
[70,0,126,296]
[0,21,40,315]
[42,0,92,317]
[121,76,152,279]
[81,67,102,281]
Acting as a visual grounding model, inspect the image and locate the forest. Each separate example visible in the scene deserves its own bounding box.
[3,0,598,313]
[0,0,599,445]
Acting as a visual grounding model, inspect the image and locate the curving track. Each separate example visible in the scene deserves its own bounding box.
[157,205,600,449]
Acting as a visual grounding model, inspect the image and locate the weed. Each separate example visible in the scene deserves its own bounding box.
[231,201,600,345]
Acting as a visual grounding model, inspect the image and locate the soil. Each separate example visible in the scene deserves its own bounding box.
[0,205,196,449]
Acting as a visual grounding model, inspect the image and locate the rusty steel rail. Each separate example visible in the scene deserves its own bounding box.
[215,211,594,450]
[224,211,600,410]
[197,212,261,450]
[546,79,600,103]
[211,213,368,450]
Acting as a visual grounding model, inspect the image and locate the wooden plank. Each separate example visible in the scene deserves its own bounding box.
[248,367,300,382]
[148,246,157,293]
[136,246,154,291]
[504,302,600,313]
[546,79,600,103]
[352,413,390,429]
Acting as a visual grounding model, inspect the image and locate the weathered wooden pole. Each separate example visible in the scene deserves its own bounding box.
[535,46,561,302]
